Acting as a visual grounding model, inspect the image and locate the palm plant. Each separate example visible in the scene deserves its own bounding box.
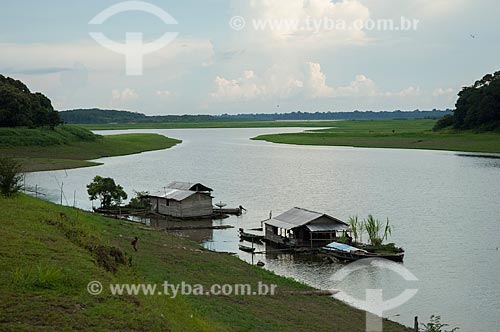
[363,215,392,247]
[348,215,363,243]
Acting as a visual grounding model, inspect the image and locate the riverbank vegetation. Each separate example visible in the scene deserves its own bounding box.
[346,215,403,255]
[60,108,451,125]
[0,74,61,128]
[252,119,500,153]
[80,120,346,130]
[0,194,410,332]
[0,75,181,172]
[0,157,23,196]
[0,126,181,172]
[434,71,500,132]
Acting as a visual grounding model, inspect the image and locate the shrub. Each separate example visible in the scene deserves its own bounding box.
[433,114,455,131]
[0,157,23,197]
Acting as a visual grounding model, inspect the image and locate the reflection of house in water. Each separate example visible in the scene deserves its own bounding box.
[147,182,213,219]
[150,217,214,243]
[264,207,348,248]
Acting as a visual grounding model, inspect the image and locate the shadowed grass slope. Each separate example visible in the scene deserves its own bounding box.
[0,195,409,332]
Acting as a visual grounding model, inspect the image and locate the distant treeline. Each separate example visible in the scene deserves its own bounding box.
[60,108,452,124]
[434,70,500,132]
[60,109,219,124]
[219,109,452,121]
[0,75,61,128]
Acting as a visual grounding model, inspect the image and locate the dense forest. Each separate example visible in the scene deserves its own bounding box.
[61,108,452,124]
[0,75,61,128]
[435,71,500,132]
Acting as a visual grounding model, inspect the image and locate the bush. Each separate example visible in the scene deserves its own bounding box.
[128,191,151,209]
[433,114,455,131]
[0,157,23,197]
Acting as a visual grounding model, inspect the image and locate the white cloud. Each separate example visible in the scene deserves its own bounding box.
[333,74,379,97]
[306,62,334,98]
[156,90,173,97]
[210,62,421,103]
[432,87,454,97]
[112,88,138,101]
[210,66,305,101]
[233,0,371,45]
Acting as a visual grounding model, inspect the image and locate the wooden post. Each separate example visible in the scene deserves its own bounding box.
[60,182,63,205]
[414,316,419,332]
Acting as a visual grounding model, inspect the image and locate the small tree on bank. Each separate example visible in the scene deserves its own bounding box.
[87,176,127,208]
[421,315,459,332]
[0,157,24,197]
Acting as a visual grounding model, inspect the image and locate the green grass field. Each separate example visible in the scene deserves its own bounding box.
[252,119,500,153]
[0,126,181,172]
[0,194,409,332]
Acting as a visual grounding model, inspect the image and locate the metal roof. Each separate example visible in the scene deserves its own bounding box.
[266,218,295,230]
[266,207,347,230]
[148,189,197,202]
[166,181,213,192]
[306,223,348,232]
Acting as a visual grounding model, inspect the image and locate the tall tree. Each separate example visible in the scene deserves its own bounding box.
[0,74,61,128]
[436,70,500,131]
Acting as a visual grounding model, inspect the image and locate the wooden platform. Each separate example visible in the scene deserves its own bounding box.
[213,208,243,215]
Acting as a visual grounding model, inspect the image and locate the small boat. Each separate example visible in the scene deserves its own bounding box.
[239,244,256,253]
[239,229,264,242]
[321,242,404,263]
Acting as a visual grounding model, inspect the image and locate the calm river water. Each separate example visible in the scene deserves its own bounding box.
[26,128,500,331]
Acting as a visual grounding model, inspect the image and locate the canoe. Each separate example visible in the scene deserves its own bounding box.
[321,242,404,263]
[239,230,264,242]
[239,245,256,253]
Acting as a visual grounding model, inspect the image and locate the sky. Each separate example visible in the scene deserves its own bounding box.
[1,0,499,115]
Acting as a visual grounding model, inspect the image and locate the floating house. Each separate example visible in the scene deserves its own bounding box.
[147,182,213,218]
[264,207,348,247]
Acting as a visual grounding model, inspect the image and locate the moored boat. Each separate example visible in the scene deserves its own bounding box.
[239,228,264,242]
[321,242,404,262]
[239,244,256,253]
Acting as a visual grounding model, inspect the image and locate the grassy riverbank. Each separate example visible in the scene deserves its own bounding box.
[0,194,409,332]
[0,126,181,172]
[253,119,500,153]
[80,121,342,130]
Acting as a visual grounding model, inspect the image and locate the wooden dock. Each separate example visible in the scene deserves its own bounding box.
[213,207,243,216]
